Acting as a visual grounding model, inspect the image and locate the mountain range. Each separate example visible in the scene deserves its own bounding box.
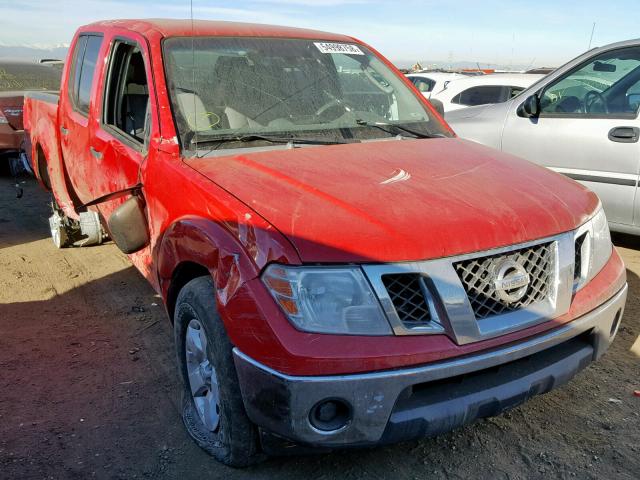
[0,44,69,62]
[0,44,546,72]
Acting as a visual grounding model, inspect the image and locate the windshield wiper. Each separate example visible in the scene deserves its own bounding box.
[191,133,352,149]
[355,119,445,139]
[190,133,354,157]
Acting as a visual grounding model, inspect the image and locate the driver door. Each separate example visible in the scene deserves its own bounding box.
[502,46,640,228]
[88,34,155,223]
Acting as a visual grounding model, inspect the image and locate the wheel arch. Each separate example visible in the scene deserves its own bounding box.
[156,217,263,322]
[30,112,81,218]
[35,143,52,190]
[166,261,211,322]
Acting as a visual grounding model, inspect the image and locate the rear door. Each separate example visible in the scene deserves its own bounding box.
[59,33,104,204]
[502,46,640,228]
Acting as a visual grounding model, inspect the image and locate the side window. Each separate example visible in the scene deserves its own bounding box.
[540,46,640,117]
[510,86,525,99]
[452,86,505,106]
[68,36,87,107]
[411,77,434,93]
[103,40,150,145]
[627,78,640,113]
[68,35,103,115]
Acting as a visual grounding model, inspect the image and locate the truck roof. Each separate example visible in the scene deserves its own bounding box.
[82,19,354,42]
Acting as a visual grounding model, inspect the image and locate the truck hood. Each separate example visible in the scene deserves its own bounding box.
[187,138,598,263]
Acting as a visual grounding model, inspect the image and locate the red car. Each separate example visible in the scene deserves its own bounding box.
[0,61,61,169]
[24,20,627,466]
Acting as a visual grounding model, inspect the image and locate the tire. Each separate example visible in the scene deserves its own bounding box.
[8,156,23,177]
[174,276,263,467]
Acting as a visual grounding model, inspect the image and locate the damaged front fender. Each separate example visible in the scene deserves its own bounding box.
[156,216,300,311]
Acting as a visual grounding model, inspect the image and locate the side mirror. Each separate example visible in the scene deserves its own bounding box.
[519,94,540,118]
[429,98,445,117]
[108,195,150,254]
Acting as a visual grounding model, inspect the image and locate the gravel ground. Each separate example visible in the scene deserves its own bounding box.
[1,176,639,480]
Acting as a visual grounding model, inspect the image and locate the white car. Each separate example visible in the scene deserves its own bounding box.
[431,73,546,113]
[445,38,640,235]
[406,72,467,98]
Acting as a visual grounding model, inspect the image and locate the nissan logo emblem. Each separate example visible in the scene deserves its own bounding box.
[493,259,530,303]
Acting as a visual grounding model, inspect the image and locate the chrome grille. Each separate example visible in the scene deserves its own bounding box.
[382,274,431,327]
[454,242,554,320]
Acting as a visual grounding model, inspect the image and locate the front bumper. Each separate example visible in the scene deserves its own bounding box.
[233,283,627,447]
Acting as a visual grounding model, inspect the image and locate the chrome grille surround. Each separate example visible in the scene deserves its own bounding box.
[574,233,587,283]
[453,242,554,320]
[362,231,575,345]
[573,220,593,292]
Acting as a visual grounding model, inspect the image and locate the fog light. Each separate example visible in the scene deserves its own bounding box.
[309,399,352,432]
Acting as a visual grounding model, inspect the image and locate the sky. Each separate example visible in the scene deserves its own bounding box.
[0,0,639,67]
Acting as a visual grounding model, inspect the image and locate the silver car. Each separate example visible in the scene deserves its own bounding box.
[447,39,640,235]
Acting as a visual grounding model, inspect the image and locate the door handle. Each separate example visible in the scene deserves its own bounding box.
[60,126,68,135]
[89,146,103,160]
[608,126,639,143]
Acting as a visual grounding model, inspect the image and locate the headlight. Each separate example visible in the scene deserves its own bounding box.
[262,265,392,335]
[575,207,612,290]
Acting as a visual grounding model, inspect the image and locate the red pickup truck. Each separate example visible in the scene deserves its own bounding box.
[24,19,627,467]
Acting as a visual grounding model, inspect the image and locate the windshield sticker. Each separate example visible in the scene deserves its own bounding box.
[314,42,364,55]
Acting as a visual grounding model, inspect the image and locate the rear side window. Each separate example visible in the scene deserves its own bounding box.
[452,85,507,106]
[68,34,103,115]
[68,36,87,106]
[411,77,435,93]
[509,86,525,98]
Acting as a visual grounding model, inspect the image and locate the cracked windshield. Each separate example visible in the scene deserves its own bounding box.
[163,37,450,152]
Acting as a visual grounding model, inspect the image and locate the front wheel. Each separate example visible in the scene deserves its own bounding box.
[174,276,262,467]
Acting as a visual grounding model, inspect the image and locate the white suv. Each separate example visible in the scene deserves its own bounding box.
[432,73,545,113]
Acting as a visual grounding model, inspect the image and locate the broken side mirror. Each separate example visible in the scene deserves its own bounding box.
[519,93,540,118]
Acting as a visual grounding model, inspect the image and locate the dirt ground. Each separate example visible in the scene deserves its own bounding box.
[1,176,638,480]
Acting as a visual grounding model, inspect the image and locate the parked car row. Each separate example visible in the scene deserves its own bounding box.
[408,71,545,112]
[21,19,627,467]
